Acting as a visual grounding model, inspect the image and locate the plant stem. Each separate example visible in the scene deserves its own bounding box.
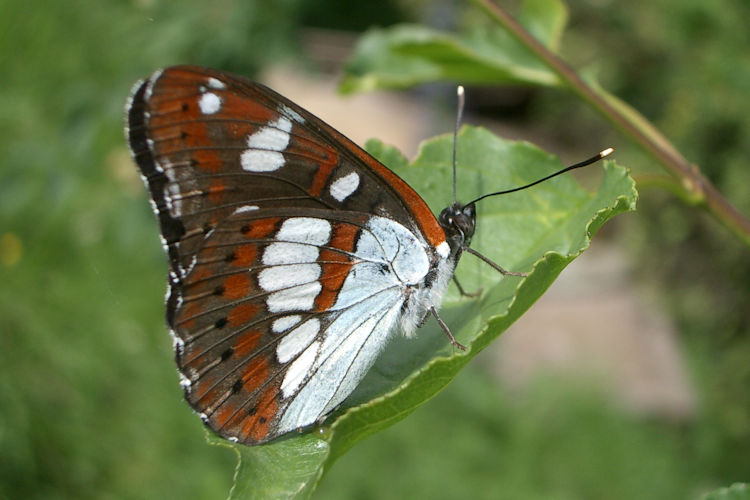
[470,0,750,246]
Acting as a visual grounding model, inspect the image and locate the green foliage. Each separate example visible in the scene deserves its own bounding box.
[341,23,556,92]
[226,129,635,497]
[703,483,750,500]
[518,0,568,51]
[559,0,750,482]
[341,0,569,93]
[319,367,696,500]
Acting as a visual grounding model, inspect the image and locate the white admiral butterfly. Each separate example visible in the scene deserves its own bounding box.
[125,66,610,445]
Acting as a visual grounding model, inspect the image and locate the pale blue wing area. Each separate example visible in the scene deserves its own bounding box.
[277,286,403,433]
[276,216,433,434]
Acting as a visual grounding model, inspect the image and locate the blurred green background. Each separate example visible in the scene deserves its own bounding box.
[2,0,749,498]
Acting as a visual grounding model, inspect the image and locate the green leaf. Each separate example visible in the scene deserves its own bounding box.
[340,1,569,93]
[340,22,561,93]
[225,433,330,500]
[703,483,750,500]
[518,0,568,52]
[224,127,637,499]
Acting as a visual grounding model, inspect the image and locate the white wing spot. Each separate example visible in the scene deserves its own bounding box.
[240,150,284,172]
[329,172,360,202]
[260,218,330,313]
[266,282,322,312]
[198,92,221,115]
[279,104,305,124]
[263,242,319,266]
[277,318,320,364]
[240,116,293,172]
[232,205,259,214]
[247,117,292,150]
[272,315,302,333]
[281,340,319,397]
[436,241,450,259]
[258,263,321,292]
[276,218,331,246]
[207,77,226,89]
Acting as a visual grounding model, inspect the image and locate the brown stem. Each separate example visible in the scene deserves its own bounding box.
[470,0,750,246]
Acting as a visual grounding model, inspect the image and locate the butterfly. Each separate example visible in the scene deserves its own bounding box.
[126,65,610,445]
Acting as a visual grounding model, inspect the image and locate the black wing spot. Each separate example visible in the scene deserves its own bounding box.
[221,347,234,360]
[225,251,237,263]
[215,317,228,329]
[248,407,257,416]
[259,416,267,424]
[181,102,189,112]
[213,285,225,296]
[231,379,243,393]
[240,224,250,234]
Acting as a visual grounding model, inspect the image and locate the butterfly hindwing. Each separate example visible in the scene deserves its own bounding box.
[175,209,434,443]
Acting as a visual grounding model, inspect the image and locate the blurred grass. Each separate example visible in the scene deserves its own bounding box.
[0,0,747,498]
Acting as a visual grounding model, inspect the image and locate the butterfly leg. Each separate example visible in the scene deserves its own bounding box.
[464,247,528,277]
[452,276,482,298]
[429,306,467,351]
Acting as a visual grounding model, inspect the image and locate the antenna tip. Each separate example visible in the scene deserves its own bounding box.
[600,147,614,158]
[457,85,464,97]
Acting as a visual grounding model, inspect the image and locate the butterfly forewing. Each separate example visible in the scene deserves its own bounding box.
[126,66,453,444]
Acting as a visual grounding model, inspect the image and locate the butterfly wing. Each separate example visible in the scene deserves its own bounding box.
[126,66,452,444]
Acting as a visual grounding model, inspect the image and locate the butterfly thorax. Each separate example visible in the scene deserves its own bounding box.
[397,201,476,338]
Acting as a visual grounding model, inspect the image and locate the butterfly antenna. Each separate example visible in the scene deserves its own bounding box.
[453,85,465,205]
[467,147,614,205]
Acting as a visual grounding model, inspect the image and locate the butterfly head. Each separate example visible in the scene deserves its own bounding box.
[438,201,476,256]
